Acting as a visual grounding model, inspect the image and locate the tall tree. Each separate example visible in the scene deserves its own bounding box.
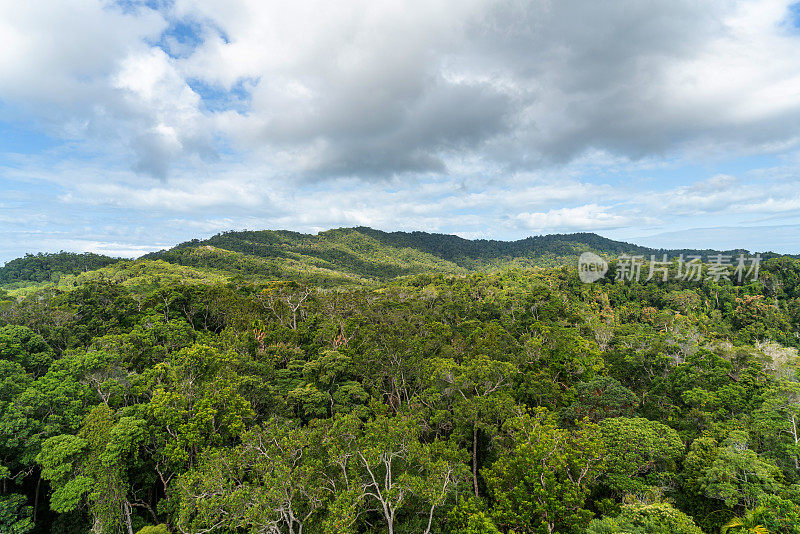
[483,408,604,534]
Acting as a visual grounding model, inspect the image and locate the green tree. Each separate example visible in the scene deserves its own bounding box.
[0,325,54,376]
[721,506,770,534]
[0,492,34,534]
[561,377,639,424]
[446,496,501,534]
[37,405,147,534]
[425,354,516,496]
[698,431,782,509]
[599,417,684,495]
[483,408,604,533]
[138,344,254,474]
[327,412,468,534]
[586,501,703,534]
[755,379,800,478]
[177,419,328,534]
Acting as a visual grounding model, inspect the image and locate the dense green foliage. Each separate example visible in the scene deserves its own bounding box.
[141,227,774,285]
[1,231,799,533]
[0,252,120,285]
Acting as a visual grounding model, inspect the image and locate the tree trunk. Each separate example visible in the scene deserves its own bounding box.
[472,424,479,497]
[32,473,41,524]
[792,413,799,470]
[123,501,135,534]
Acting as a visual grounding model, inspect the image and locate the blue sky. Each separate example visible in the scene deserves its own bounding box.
[2,0,800,264]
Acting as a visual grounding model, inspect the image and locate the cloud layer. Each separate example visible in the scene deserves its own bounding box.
[2,0,800,259]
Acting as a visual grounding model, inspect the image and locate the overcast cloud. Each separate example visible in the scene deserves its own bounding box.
[2,0,800,260]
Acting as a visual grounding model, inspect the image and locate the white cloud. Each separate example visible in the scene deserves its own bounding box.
[61,175,270,211]
[0,1,165,102]
[639,172,800,217]
[0,0,210,177]
[513,204,652,233]
[5,0,800,180]
[113,47,215,176]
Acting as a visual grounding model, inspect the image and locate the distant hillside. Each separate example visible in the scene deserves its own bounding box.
[141,228,468,285]
[2,229,778,290]
[141,227,763,285]
[0,251,120,284]
[350,227,759,267]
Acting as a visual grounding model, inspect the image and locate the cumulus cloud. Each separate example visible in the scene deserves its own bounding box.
[175,0,800,176]
[0,0,210,178]
[3,0,800,179]
[114,48,215,177]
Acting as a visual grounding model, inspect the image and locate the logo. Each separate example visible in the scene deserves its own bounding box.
[578,252,608,283]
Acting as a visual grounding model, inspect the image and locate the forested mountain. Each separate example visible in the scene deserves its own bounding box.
[141,227,762,285]
[0,252,120,285]
[1,230,800,534]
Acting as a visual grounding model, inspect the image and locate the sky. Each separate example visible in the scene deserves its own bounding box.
[2,0,800,263]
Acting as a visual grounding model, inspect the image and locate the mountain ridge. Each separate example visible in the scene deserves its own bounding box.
[139,227,768,285]
[1,227,782,287]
